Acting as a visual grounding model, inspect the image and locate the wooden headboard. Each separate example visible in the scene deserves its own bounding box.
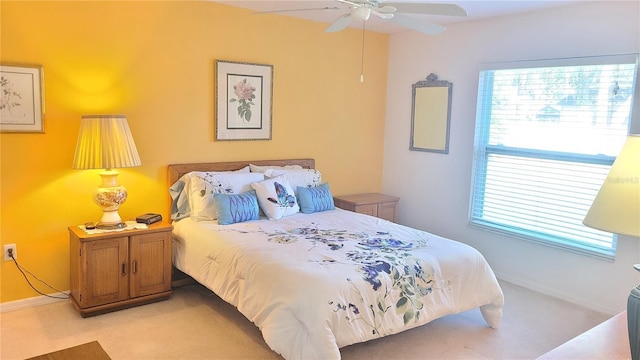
[167,158,315,188]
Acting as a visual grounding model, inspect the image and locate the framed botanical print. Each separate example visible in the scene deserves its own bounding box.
[215,60,273,141]
[0,64,45,133]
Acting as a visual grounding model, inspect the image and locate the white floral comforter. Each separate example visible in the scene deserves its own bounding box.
[172,209,504,360]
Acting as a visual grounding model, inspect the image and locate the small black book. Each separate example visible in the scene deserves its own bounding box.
[136,213,162,225]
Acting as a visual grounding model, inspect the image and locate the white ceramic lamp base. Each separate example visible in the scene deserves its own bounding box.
[94,169,128,229]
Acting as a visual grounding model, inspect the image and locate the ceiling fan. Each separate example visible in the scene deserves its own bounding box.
[326,0,467,35]
[256,1,468,35]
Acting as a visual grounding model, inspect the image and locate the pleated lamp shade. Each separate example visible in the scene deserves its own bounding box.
[73,115,141,170]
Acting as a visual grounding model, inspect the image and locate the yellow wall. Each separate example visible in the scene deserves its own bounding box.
[0,1,389,302]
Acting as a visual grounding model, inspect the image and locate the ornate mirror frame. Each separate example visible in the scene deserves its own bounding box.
[409,73,452,154]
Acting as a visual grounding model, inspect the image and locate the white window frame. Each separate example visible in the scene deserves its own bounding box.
[469,54,639,260]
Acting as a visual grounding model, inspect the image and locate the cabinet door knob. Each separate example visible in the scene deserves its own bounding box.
[121,263,127,276]
[132,260,138,274]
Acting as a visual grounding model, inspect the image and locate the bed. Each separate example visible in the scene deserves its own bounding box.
[168,159,504,360]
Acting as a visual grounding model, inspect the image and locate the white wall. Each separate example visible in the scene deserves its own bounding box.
[383,1,640,315]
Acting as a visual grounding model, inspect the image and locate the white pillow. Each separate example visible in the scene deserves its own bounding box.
[264,168,322,196]
[187,171,264,221]
[251,174,300,220]
[249,164,303,173]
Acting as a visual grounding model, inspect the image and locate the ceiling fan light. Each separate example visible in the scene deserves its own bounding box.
[352,6,371,21]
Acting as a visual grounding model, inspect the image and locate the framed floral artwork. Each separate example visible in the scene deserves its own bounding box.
[0,64,45,133]
[215,60,273,141]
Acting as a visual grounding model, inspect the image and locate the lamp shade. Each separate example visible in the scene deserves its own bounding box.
[583,134,640,237]
[73,115,141,170]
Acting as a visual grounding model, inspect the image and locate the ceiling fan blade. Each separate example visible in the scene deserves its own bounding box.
[325,14,354,33]
[335,0,362,7]
[375,5,397,14]
[387,13,446,35]
[253,7,340,15]
[388,3,467,17]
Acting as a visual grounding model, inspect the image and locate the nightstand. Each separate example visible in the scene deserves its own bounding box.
[69,222,173,317]
[333,193,399,222]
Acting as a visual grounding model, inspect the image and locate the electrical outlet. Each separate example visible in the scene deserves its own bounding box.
[4,244,16,261]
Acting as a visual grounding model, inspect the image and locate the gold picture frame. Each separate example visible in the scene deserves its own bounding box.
[0,63,45,133]
[215,60,273,141]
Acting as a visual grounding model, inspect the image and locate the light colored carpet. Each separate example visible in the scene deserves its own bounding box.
[0,280,610,360]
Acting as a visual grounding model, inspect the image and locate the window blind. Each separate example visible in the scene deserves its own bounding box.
[470,54,638,259]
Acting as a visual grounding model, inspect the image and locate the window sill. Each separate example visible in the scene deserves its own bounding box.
[469,220,616,261]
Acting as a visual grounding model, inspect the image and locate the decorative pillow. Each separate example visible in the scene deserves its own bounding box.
[250,174,300,220]
[187,171,264,221]
[249,164,303,173]
[263,168,322,196]
[213,190,260,225]
[297,183,335,214]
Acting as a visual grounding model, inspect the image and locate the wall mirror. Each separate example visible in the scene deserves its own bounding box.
[410,73,452,154]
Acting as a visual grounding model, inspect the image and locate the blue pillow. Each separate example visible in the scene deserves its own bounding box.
[213,190,260,225]
[297,183,335,213]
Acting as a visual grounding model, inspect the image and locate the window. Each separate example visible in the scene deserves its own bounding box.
[470,54,638,259]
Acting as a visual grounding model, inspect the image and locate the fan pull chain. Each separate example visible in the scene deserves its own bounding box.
[360,21,366,83]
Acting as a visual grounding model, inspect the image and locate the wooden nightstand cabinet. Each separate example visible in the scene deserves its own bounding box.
[69,222,173,317]
[333,193,399,222]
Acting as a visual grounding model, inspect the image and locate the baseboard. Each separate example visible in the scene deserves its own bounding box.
[496,272,618,316]
[1,275,619,316]
[0,294,68,313]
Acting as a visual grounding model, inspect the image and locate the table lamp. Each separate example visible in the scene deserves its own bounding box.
[73,115,141,229]
[583,134,640,359]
